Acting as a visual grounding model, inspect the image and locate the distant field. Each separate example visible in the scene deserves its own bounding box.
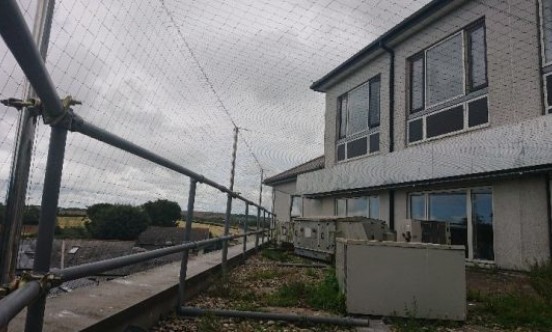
[57,216,87,228]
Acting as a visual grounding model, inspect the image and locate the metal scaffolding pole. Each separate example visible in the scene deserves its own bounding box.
[0,0,55,286]
[255,169,263,248]
[179,307,370,327]
[222,127,238,274]
[242,203,249,261]
[178,178,197,305]
[25,126,68,332]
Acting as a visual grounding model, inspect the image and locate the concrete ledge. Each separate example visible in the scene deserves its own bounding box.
[9,239,266,332]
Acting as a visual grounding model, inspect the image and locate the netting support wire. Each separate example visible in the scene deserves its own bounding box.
[24,125,68,332]
[222,127,239,275]
[0,0,55,287]
[178,178,197,306]
[242,202,249,262]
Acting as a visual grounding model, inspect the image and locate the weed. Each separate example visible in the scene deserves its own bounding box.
[267,281,308,307]
[261,248,292,262]
[305,268,317,277]
[529,261,552,304]
[197,313,221,332]
[267,269,346,314]
[305,269,346,314]
[245,268,284,281]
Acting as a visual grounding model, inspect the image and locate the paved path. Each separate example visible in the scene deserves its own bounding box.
[9,239,263,332]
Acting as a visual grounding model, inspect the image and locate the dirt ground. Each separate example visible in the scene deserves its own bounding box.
[151,250,543,332]
[151,250,355,332]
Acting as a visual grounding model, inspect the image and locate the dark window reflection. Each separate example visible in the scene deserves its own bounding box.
[410,194,426,220]
[429,193,468,256]
[472,190,494,260]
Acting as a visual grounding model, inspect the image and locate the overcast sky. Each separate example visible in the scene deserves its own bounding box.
[0,0,429,213]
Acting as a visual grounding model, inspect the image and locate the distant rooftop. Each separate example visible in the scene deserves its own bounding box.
[264,156,325,186]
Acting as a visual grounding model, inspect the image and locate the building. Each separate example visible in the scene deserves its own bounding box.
[266,0,552,270]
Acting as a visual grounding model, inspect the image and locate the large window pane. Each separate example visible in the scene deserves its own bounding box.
[472,190,493,260]
[543,0,552,63]
[428,193,467,223]
[338,96,347,138]
[426,33,464,106]
[426,105,464,138]
[409,194,426,220]
[291,196,302,217]
[369,78,381,127]
[468,97,488,127]
[336,199,346,217]
[347,197,367,217]
[408,119,423,143]
[410,56,424,111]
[468,25,487,90]
[347,137,367,159]
[347,83,369,135]
[369,196,380,219]
[429,192,467,255]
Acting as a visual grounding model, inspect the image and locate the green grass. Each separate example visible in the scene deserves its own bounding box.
[266,269,346,314]
[465,262,552,330]
[245,268,284,281]
[261,248,294,262]
[197,313,221,332]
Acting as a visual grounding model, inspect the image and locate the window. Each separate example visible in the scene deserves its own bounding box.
[334,196,380,219]
[426,33,464,106]
[336,198,346,217]
[467,24,487,91]
[540,2,552,113]
[408,188,493,261]
[291,196,302,218]
[541,0,552,64]
[336,75,381,161]
[407,19,489,143]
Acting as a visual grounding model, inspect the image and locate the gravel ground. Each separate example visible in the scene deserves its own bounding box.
[151,249,357,332]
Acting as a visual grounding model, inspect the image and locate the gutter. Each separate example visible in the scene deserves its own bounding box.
[310,0,457,92]
[546,173,552,259]
[302,164,552,198]
[381,42,395,230]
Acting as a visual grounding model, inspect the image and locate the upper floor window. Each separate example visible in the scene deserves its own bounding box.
[539,0,552,113]
[334,196,380,219]
[336,75,380,161]
[290,195,302,218]
[408,19,489,144]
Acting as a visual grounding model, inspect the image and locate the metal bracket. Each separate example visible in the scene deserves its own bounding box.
[0,98,41,115]
[0,272,62,299]
[0,96,81,125]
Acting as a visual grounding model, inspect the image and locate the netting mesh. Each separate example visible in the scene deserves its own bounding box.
[1,0,433,212]
[1,0,549,278]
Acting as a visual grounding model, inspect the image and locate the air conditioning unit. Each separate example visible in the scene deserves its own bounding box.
[398,219,451,245]
[398,219,423,243]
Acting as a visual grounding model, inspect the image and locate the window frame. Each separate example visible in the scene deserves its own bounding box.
[407,18,489,145]
[539,0,552,66]
[466,19,488,93]
[290,195,302,218]
[407,187,493,262]
[334,195,380,219]
[336,74,382,162]
[409,53,425,114]
[424,31,466,109]
[539,0,552,114]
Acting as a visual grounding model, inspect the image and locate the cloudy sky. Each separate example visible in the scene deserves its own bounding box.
[0,0,429,213]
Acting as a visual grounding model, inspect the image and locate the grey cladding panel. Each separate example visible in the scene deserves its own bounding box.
[297,116,552,194]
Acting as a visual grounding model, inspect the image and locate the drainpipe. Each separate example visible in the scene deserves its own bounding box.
[381,42,395,230]
[546,173,552,259]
